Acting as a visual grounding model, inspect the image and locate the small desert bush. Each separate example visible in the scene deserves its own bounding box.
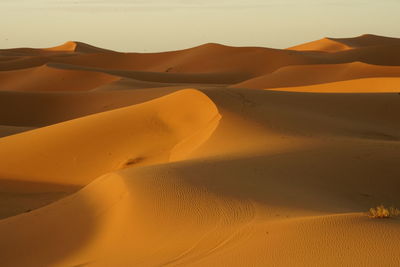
[368,205,400,219]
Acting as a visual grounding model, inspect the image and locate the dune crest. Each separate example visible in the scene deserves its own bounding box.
[0,89,220,186]
[45,41,77,52]
[288,37,352,52]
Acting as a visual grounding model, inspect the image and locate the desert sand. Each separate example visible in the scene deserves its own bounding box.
[0,34,399,266]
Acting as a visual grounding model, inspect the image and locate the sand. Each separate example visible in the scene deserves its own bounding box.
[0,34,399,266]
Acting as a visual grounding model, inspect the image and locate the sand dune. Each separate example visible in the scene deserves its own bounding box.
[0,41,114,56]
[49,63,246,85]
[3,35,400,76]
[1,136,399,266]
[50,43,322,77]
[48,41,400,72]
[330,34,400,48]
[289,37,353,52]
[45,41,77,52]
[0,64,119,91]
[0,56,53,71]
[232,62,400,89]
[0,89,220,185]
[46,41,117,54]
[0,36,400,266]
[289,34,400,52]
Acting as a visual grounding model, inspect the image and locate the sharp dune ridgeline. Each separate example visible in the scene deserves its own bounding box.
[1,34,400,266]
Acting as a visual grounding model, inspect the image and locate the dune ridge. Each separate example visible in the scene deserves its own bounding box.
[46,41,117,54]
[0,89,220,185]
[288,34,400,52]
[231,61,400,89]
[0,64,119,92]
[0,35,400,266]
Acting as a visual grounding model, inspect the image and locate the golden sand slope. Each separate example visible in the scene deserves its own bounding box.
[289,37,352,52]
[1,88,400,266]
[0,35,400,266]
[0,89,220,186]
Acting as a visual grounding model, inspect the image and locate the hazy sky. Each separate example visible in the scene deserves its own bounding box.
[1,0,399,52]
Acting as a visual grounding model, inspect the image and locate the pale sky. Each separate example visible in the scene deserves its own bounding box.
[1,0,399,52]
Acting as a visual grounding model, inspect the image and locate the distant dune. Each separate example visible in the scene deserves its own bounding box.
[288,34,400,52]
[0,34,400,266]
[46,41,118,54]
[231,62,400,89]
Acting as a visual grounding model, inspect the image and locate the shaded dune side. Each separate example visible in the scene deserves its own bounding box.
[0,125,35,138]
[92,78,189,91]
[48,63,247,85]
[332,44,400,66]
[0,56,20,62]
[0,65,119,92]
[0,89,220,186]
[196,88,400,156]
[231,62,400,89]
[0,88,184,127]
[330,34,400,49]
[0,49,74,57]
[0,56,55,71]
[268,77,400,93]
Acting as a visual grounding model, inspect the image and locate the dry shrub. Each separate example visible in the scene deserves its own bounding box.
[368,205,400,219]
